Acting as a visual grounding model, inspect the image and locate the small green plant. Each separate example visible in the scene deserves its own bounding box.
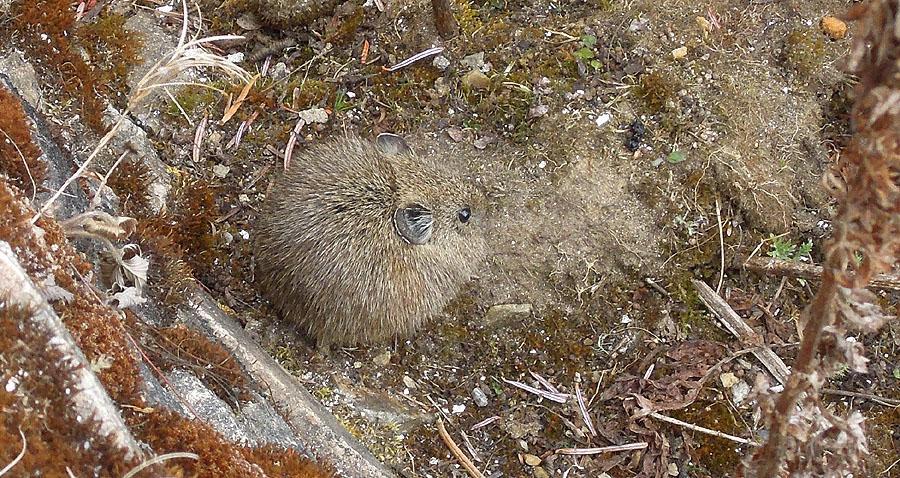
[573,34,603,70]
[334,90,353,113]
[667,150,686,164]
[768,235,813,262]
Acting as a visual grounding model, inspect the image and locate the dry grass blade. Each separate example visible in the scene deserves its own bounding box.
[0,428,26,476]
[502,377,571,403]
[220,74,259,124]
[575,382,597,436]
[556,442,648,455]
[121,452,199,478]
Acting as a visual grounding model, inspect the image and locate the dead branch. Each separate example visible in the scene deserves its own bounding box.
[431,0,459,39]
[650,412,759,446]
[744,256,900,291]
[437,419,485,478]
[692,280,791,385]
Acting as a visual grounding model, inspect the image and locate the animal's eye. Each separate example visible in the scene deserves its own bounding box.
[457,207,471,224]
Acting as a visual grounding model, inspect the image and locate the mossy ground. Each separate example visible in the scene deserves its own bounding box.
[2,0,897,476]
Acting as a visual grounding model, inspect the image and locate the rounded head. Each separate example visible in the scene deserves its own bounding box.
[254,133,485,346]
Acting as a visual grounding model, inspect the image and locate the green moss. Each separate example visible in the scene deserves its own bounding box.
[784,28,825,78]
[454,0,483,36]
[636,71,680,114]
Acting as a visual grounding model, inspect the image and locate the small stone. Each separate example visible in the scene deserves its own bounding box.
[373,351,391,367]
[820,16,847,40]
[432,55,450,71]
[462,70,491,91]
[732,380,751,404]
[719,372,739,388]
[298,107,329,124]
[472,387,489,407]
[668,463,679,476]
[523,454,541,466]
[528,104,549,118]
[212,164,230,178]
[460,51,485,70]
[534,467,549,478]
[595,112,612,127]
[483,303,532,328]
[403,375,417,390]
[671,46,688,60]
[451,404,466,414]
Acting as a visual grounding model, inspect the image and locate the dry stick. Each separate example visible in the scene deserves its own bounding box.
[650,412,759,446]
[0,428,26,475]
[436,419,486,478]
[89,149,130,210]
[755,272,839,478]
[822,388,900,407]
[556,442,648,455]
[431,0,459,39]
[745,256,900,291]
[715,197,725,294]
[31,121,124,224]
[692,280,791,385]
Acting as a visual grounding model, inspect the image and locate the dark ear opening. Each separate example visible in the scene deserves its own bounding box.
[393,204,433,245]
[376,133,412,156]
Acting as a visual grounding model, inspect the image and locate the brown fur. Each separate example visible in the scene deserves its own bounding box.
[254,134,485,346]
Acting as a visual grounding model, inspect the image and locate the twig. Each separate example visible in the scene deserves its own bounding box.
[121,452,199,478]
[502,377,570,403]
[88,149,131,210]
[715,197,725,293]
[471,416,500,430]
[436,419,486,478]
[822,388,900,407]
[650,412,759,446]
[383,46,444,72]
[575,382,597,436]
[0,126,37,201]
[745,256,900,291]
[693,280,790,385]
[431,0,459,39]
[0,428,26,476]
[556,442,648,455]
[644,277,670,297]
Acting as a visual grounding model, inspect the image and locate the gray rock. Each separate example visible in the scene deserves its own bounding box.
[0,50,42,109]
[0,73,86,220]
[167,369,249,444]
[472,387,489,407]
[483,303,533,328]
[101,107,171,213]
[124,11,190,134]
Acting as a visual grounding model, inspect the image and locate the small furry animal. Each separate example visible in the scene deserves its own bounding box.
[254,133,485,346]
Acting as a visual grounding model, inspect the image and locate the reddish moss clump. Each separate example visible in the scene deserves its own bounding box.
[1,179,333,477]
[8,1,142,131]
[139,409,334,478]
[146,324,249,404]
[0,304,149,477]
[0,86,46,197]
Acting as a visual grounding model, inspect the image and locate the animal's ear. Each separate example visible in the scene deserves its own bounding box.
[376,133,412,156]
[393,204,433,245]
